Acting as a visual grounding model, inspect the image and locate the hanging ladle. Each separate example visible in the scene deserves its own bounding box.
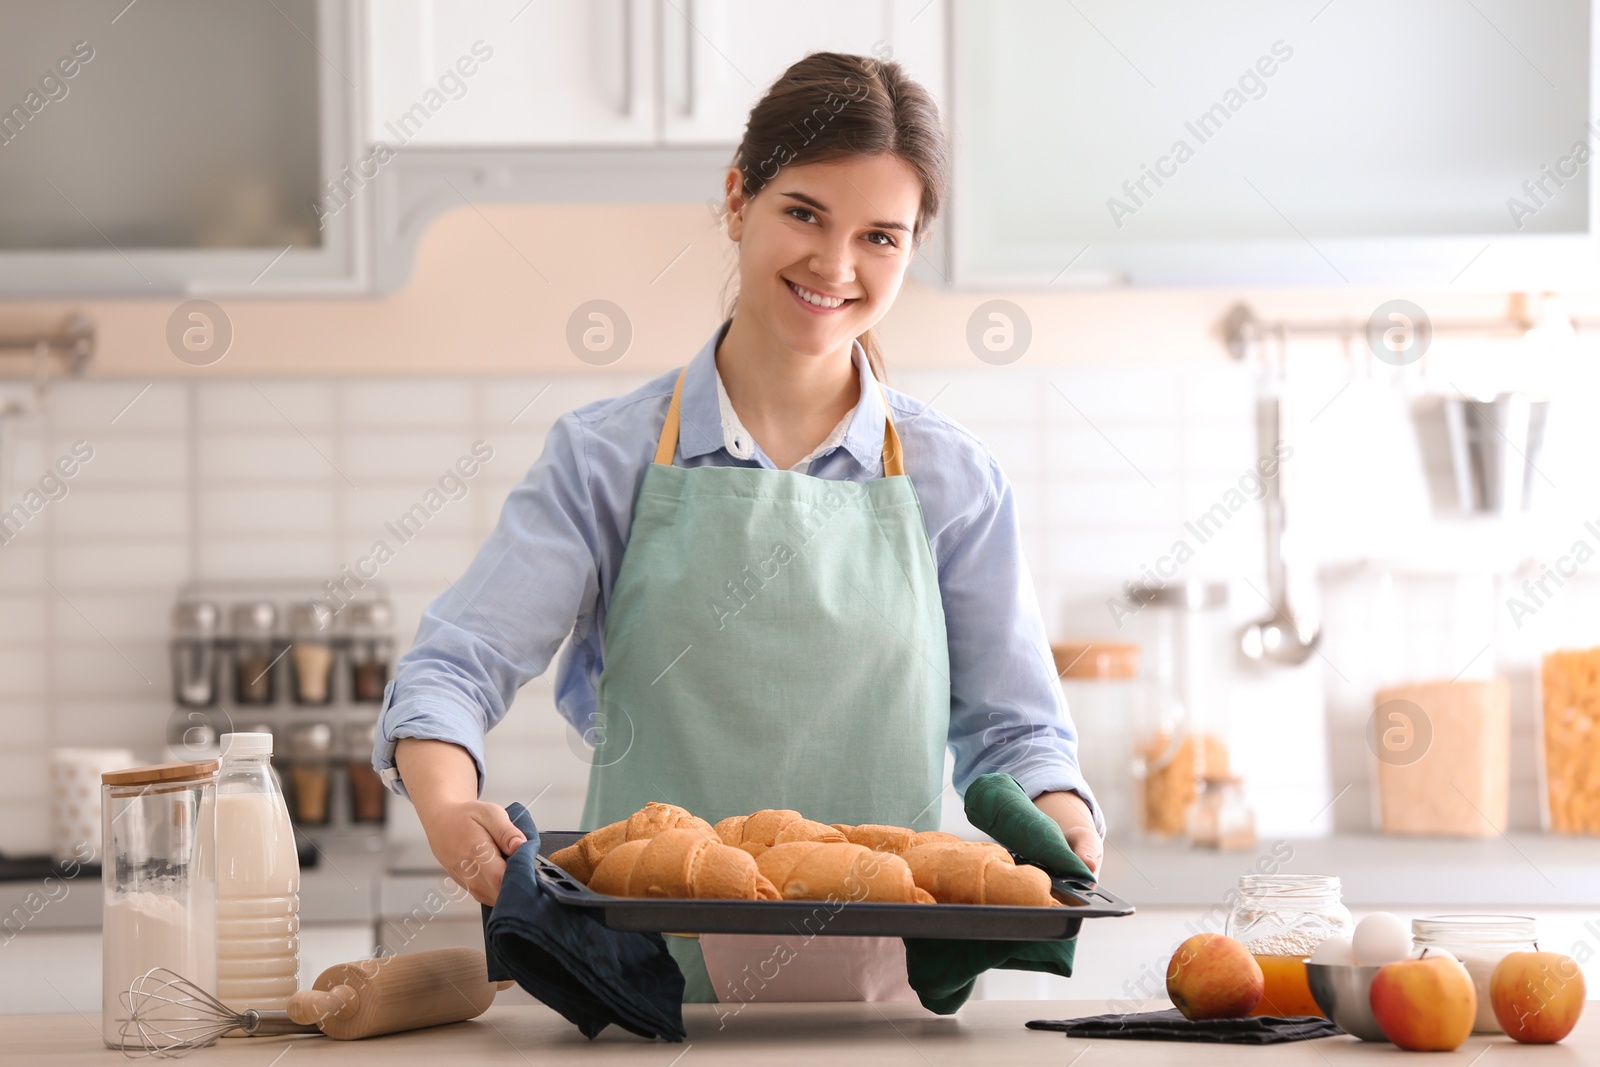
[1240,327,1320,666]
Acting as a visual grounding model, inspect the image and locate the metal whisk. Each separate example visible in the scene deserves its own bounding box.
[118,967,319,1059]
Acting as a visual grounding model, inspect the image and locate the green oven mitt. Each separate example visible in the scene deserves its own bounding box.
[902,773,1095,1014]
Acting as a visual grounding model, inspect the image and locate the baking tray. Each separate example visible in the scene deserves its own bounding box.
[535,830,1134,941]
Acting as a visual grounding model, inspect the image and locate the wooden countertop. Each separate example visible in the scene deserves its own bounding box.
[8,1001,1597,1064]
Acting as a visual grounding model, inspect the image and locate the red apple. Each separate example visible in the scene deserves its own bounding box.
[1369,950,1477,1051]
[1491,951,1586,1044]
[1166,933,1264,1020]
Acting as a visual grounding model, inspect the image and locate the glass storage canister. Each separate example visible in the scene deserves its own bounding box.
[170,601,222,707]
[101,759,219,1050]
[285,722,334,826]
[1413,914,1539,1034]
[345,600,394,703]
[1226,874,1353,1018]
[1051,641,1144,838]
[1187,774,1257,851]
[288,601,335,705]
[231,601,279,705]
[1539,644,1600,834]
[344,720,388,825]
[1128,580,1233,840]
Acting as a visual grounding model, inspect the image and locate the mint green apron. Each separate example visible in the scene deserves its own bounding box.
[580,363,951,1003]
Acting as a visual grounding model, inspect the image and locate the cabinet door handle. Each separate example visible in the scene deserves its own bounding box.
[681,0,695,118]
[618,0,633,116]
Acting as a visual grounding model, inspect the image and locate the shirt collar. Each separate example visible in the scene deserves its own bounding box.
[677,318,888,472]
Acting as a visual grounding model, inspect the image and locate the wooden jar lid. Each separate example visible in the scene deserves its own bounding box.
[1051,641,1140,680]
[102,760,219,787]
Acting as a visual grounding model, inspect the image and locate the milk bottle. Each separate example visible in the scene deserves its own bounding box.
[215,732,300,1017]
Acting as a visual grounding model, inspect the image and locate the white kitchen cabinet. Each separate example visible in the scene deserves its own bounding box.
[366,0,657,147]
[659,0,947,144]
[367,0,945,147]
[0,929,100,1015]
[945,0,1600,289]
[0,0,367,297]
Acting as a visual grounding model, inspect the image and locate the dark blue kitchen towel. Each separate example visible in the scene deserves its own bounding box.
[481,802,686,1041]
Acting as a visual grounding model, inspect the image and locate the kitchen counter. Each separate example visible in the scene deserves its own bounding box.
[7,1001,1597,1064]
[1105,833,1600,907]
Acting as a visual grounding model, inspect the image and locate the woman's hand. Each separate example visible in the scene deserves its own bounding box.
[422,798,528,907]
[1031,789,1104,876]
[395,738,527,907]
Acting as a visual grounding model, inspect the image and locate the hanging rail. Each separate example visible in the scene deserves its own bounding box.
[1218,299,1594,362]
[0,313,95,379]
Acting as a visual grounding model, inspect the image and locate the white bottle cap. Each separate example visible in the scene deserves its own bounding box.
[220,732,274,758]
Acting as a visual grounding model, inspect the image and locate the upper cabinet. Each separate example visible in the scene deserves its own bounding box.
[657,0,946,145]
[0,0,365,297]
[365,0,946,147]
[944,0,1600,289]
[365,0,657,146]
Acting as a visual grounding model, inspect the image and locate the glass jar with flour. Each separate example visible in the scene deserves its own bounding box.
[101,760,218,1049]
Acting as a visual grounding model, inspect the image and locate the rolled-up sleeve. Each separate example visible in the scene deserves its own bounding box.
[374,412,601,798]
[939,458,1106,839]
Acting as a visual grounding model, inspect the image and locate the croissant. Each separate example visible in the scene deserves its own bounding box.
[830,824,968,854]
[588,828,781,900]
[550,801,714,883]
[715,809,846,857]
[755,841,935,904]
[900,841,1061,907]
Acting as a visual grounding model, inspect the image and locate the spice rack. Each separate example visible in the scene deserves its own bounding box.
[168,581,396,854]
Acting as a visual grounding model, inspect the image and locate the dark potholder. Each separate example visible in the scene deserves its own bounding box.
[481,802,686,1041]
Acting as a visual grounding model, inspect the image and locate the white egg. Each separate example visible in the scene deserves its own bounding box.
[1352,912,1411,966]
[1310,936,1356,966]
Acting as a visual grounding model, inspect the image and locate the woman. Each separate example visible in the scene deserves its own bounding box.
[375,51,1103,1005]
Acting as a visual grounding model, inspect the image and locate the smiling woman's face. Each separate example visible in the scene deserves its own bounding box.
[724,153,922,359]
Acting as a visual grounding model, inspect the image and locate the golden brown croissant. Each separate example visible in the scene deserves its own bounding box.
[830,823,916,853]
[830,824,968,854]
[900,841,1061,907]
[715,809,846,857]
[549,802,714,882]
[588,828,781,900]
[755,841,936,904]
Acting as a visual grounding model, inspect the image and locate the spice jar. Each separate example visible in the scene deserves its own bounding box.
[1413,915,1538,1033]
[170,601,222,707]
[288,601,335,705]
[1226,874,1352,1017]
[101,760,218,1049]
[1128,580,1232,839]
[1051,641,1146,836]
[344,721,387,825]
[285,723,333,826]
[231,602,279,705]
[344,600,393,703]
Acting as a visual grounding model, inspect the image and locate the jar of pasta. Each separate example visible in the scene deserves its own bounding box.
[1226,874,1352,1017]
[1540,646,1600,833]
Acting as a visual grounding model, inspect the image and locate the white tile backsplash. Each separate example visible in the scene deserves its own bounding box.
[3,361,1591,857]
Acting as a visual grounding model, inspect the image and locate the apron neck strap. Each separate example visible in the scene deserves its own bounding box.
[653,365,905,476]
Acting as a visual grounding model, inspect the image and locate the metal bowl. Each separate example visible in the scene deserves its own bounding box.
[1305,963,1388,1042]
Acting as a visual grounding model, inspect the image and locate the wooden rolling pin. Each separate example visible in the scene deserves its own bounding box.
[286,947,514,1040]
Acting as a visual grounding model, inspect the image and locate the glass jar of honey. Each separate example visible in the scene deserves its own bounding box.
[1226,874,1352,1017]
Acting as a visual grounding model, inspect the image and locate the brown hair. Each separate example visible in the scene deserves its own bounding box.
[723,50,949,383]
